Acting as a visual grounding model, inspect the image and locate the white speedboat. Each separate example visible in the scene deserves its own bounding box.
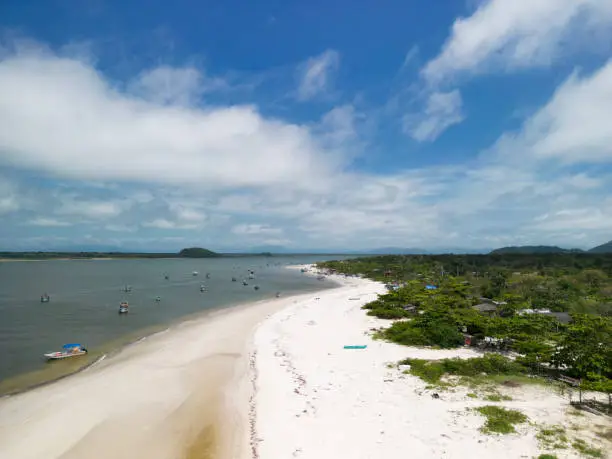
[119,301,129,313]
[45,343,87,360]
[192,271,199,276]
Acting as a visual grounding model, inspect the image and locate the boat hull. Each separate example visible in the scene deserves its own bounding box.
[118,308,128,314]
[44,350,87,360]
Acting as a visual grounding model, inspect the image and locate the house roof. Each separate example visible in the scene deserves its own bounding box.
[473,303,498,312]
[544,312,572,324]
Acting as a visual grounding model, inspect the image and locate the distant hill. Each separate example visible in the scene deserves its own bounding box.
[489,246,582,255]
[589,240,612,253]
[178,247,220,258]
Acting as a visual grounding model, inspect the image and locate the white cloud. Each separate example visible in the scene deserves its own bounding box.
[28,217,72,227]
[56,199,126,219]
[128,66,226,106]
[142,218,200,230]
[296,50,340,101]
[0,46,345,190]
[231,223,283,236]
[494,59,612,163]
[422,0,612,84]
[403,90,464,141]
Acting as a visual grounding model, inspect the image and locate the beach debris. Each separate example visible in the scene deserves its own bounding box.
[432,393,440,399]
[343,345,367,349]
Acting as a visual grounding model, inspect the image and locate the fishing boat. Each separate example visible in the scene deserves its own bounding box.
[231,277,237,282]
[206,273,211,279]
[192,271,199,276]
[254,285,260,290]
[248,274,255,279]
[40,293,50,303]
[200,284,207,292]
[164,274,169,280]
[155,296,161,302]
[242,280,248,286]
[119,301,129,314]
[44,343,88,360]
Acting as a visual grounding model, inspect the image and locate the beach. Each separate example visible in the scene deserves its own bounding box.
[248,267,611,459]
[1,266,609,459]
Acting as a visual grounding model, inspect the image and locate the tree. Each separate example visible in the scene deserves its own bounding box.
[551,314,612,381]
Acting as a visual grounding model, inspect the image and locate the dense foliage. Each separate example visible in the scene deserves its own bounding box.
[318,254,612,392]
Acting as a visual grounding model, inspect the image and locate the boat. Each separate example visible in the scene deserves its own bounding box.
[254,285,260,290]
[192,271,199,276]
[275,292,281,298]
[231,277,237,282]
[40,294,50,303]
[155,296,161,302]
[44,343,88,360]
[123,285,132,293]
[200,284,207,292]
[206,273,211,279]
[119,301,129,314]
[242,280,248,286]
[164,274,169,280]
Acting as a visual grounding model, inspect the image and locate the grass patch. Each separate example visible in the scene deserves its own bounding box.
[474,405,528,434]
[484,393,513,402]
[537,425,568,450]
[572,439,603,458]
[401,354,527,385]
[467,393,478,398]
[537,455,558,459]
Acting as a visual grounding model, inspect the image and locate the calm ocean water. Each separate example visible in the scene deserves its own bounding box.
[0,256,343,393]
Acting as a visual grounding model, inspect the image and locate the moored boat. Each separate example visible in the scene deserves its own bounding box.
[119,301,129,313]
[192,271,199,276]
[40,293,50,303]
[242,280,248,286]
[254,285,260,290]
[200,284,207,292]
[44,343,88,360]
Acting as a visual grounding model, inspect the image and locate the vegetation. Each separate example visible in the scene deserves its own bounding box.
[572,439,603,458]
[400,354,528,384]
[177,247,220,258]
[318,253,612,394]
[490,246,580,255]
[474,405,528,434]
[537,455,558,459]
[0,247,221,260]
[537,425,569,450]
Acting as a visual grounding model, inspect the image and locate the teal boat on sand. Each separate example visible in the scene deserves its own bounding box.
[343,345,367,349]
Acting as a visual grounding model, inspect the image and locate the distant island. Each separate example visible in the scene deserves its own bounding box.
[490,240,612,255]
[178,247,221,258]
[0,247,221,260]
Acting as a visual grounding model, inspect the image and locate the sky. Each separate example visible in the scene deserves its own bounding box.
[0,0,611,252]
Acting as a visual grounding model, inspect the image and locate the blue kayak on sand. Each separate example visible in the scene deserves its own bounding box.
[343,345,367,349]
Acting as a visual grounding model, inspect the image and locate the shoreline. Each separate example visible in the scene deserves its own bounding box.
[0,269,342,459]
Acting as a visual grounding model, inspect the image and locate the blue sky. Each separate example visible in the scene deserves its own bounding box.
[0,0,611,252]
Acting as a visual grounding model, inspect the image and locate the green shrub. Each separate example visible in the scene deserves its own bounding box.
[400,354,528,384]
[475,406,527,434]
[572,439,603,458]
[381,318,464,348]
[537,455,558,459]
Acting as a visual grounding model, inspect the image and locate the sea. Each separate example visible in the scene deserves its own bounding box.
[0,255,343,395]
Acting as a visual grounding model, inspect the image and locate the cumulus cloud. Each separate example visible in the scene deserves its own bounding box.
[296,50,340,101]
[422,0,612,84]
[494,59,612,164]
[403,90,464,142]
[0,46,345,190]
[231,223,283,236]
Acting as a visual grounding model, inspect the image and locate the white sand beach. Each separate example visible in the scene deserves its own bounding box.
[1,266,609,459]
[248,267,611,459]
